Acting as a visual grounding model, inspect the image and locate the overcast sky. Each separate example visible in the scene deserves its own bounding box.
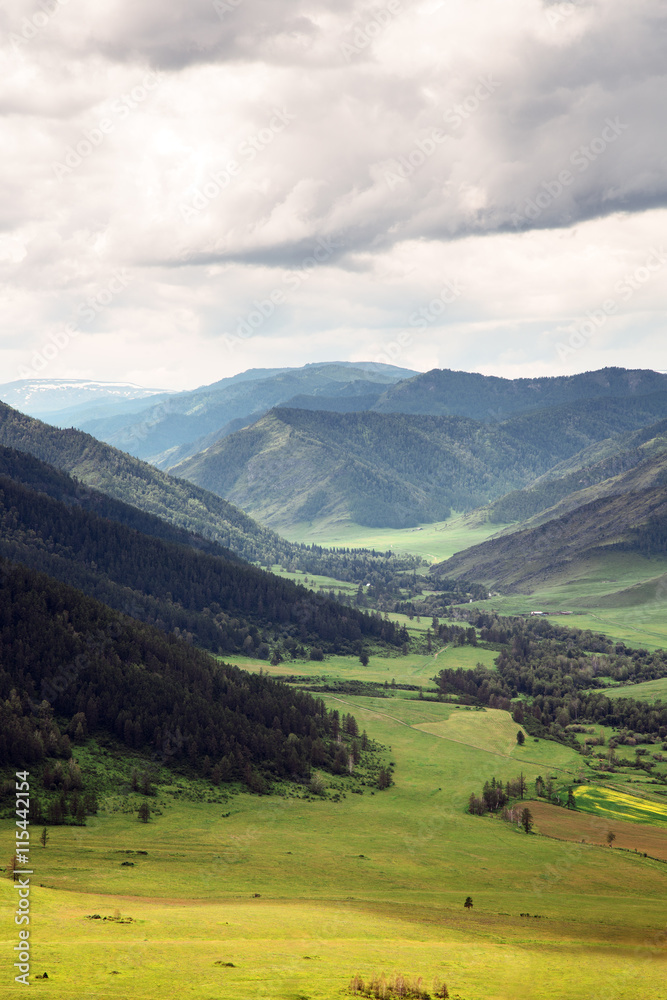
[1,0,666,390]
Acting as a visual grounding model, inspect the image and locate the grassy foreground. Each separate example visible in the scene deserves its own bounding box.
[3,681,667,999]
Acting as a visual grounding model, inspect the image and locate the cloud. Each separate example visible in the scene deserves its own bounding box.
[0,0,666,387]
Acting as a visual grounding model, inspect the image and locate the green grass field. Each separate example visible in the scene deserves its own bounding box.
[597,676,667,704]
[3,686,667,999]
[4,513,667,998]
[460,550,667,648]
[282,512,505,565]
[224,646,497,688]
[281,515,667,650]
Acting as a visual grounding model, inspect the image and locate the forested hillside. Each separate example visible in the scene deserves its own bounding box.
[0,560,359,791]
[0,444,240,560]
[372,366,667,419]
[0,455,403,657]
[489,419,667,524]
[170,393,667,529]
[0,402,421,585]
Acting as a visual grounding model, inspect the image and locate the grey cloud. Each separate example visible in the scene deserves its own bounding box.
[48,0,360,68]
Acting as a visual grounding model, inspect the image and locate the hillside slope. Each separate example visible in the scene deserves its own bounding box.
[489,418,667,524]
[431,479,667,593]
[170,394,667,529]
[75,362,415,465]
[0,448,401,656]
[0,559,354,789]
[0,402,421,584]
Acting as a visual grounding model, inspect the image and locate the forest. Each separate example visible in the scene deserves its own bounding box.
[0,559,363,793]
[170,392,667,528]
[0,447,405,655]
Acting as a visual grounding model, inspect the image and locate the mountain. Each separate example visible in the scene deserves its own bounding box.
[0,443,241,560]
[0,378,174,423]
[0,446,405,656]
[0,401,420,585]
[169,393,667,529]
[430,462,667,594]
[74,362,417,467]
[489,418,667,524]
[371,366,667,419]
[0,559,358,791]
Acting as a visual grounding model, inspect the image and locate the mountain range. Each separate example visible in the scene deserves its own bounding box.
[54,362,417,466]
[3,362,667,604]
[170,390,667,529]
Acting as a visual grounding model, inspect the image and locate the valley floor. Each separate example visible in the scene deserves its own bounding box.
[3,678,666,999]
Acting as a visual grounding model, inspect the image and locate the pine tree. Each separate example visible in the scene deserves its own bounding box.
[520,807,533,834]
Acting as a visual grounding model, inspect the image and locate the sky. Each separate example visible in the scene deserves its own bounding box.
[1,0,666,391]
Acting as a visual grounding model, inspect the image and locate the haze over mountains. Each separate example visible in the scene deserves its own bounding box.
[0,378,174,424]
[35,362,418,467]
[0,399,419,588]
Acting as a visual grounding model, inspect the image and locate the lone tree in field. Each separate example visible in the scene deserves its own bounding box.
[566,788,577,810]
[516,730,525,746]
[138,801,150,823]
[377,767,392,790]
[40,827,49,848]
[359,651,369,666]
[520,807,533,834]
[464,896,473,910]
[606,831,616,847]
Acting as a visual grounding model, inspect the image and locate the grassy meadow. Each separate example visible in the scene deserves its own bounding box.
[601,677,667,703]
[282,512,504,565]
[3,675,667,999]
[465,550,667,649]
[224,645,498,688]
